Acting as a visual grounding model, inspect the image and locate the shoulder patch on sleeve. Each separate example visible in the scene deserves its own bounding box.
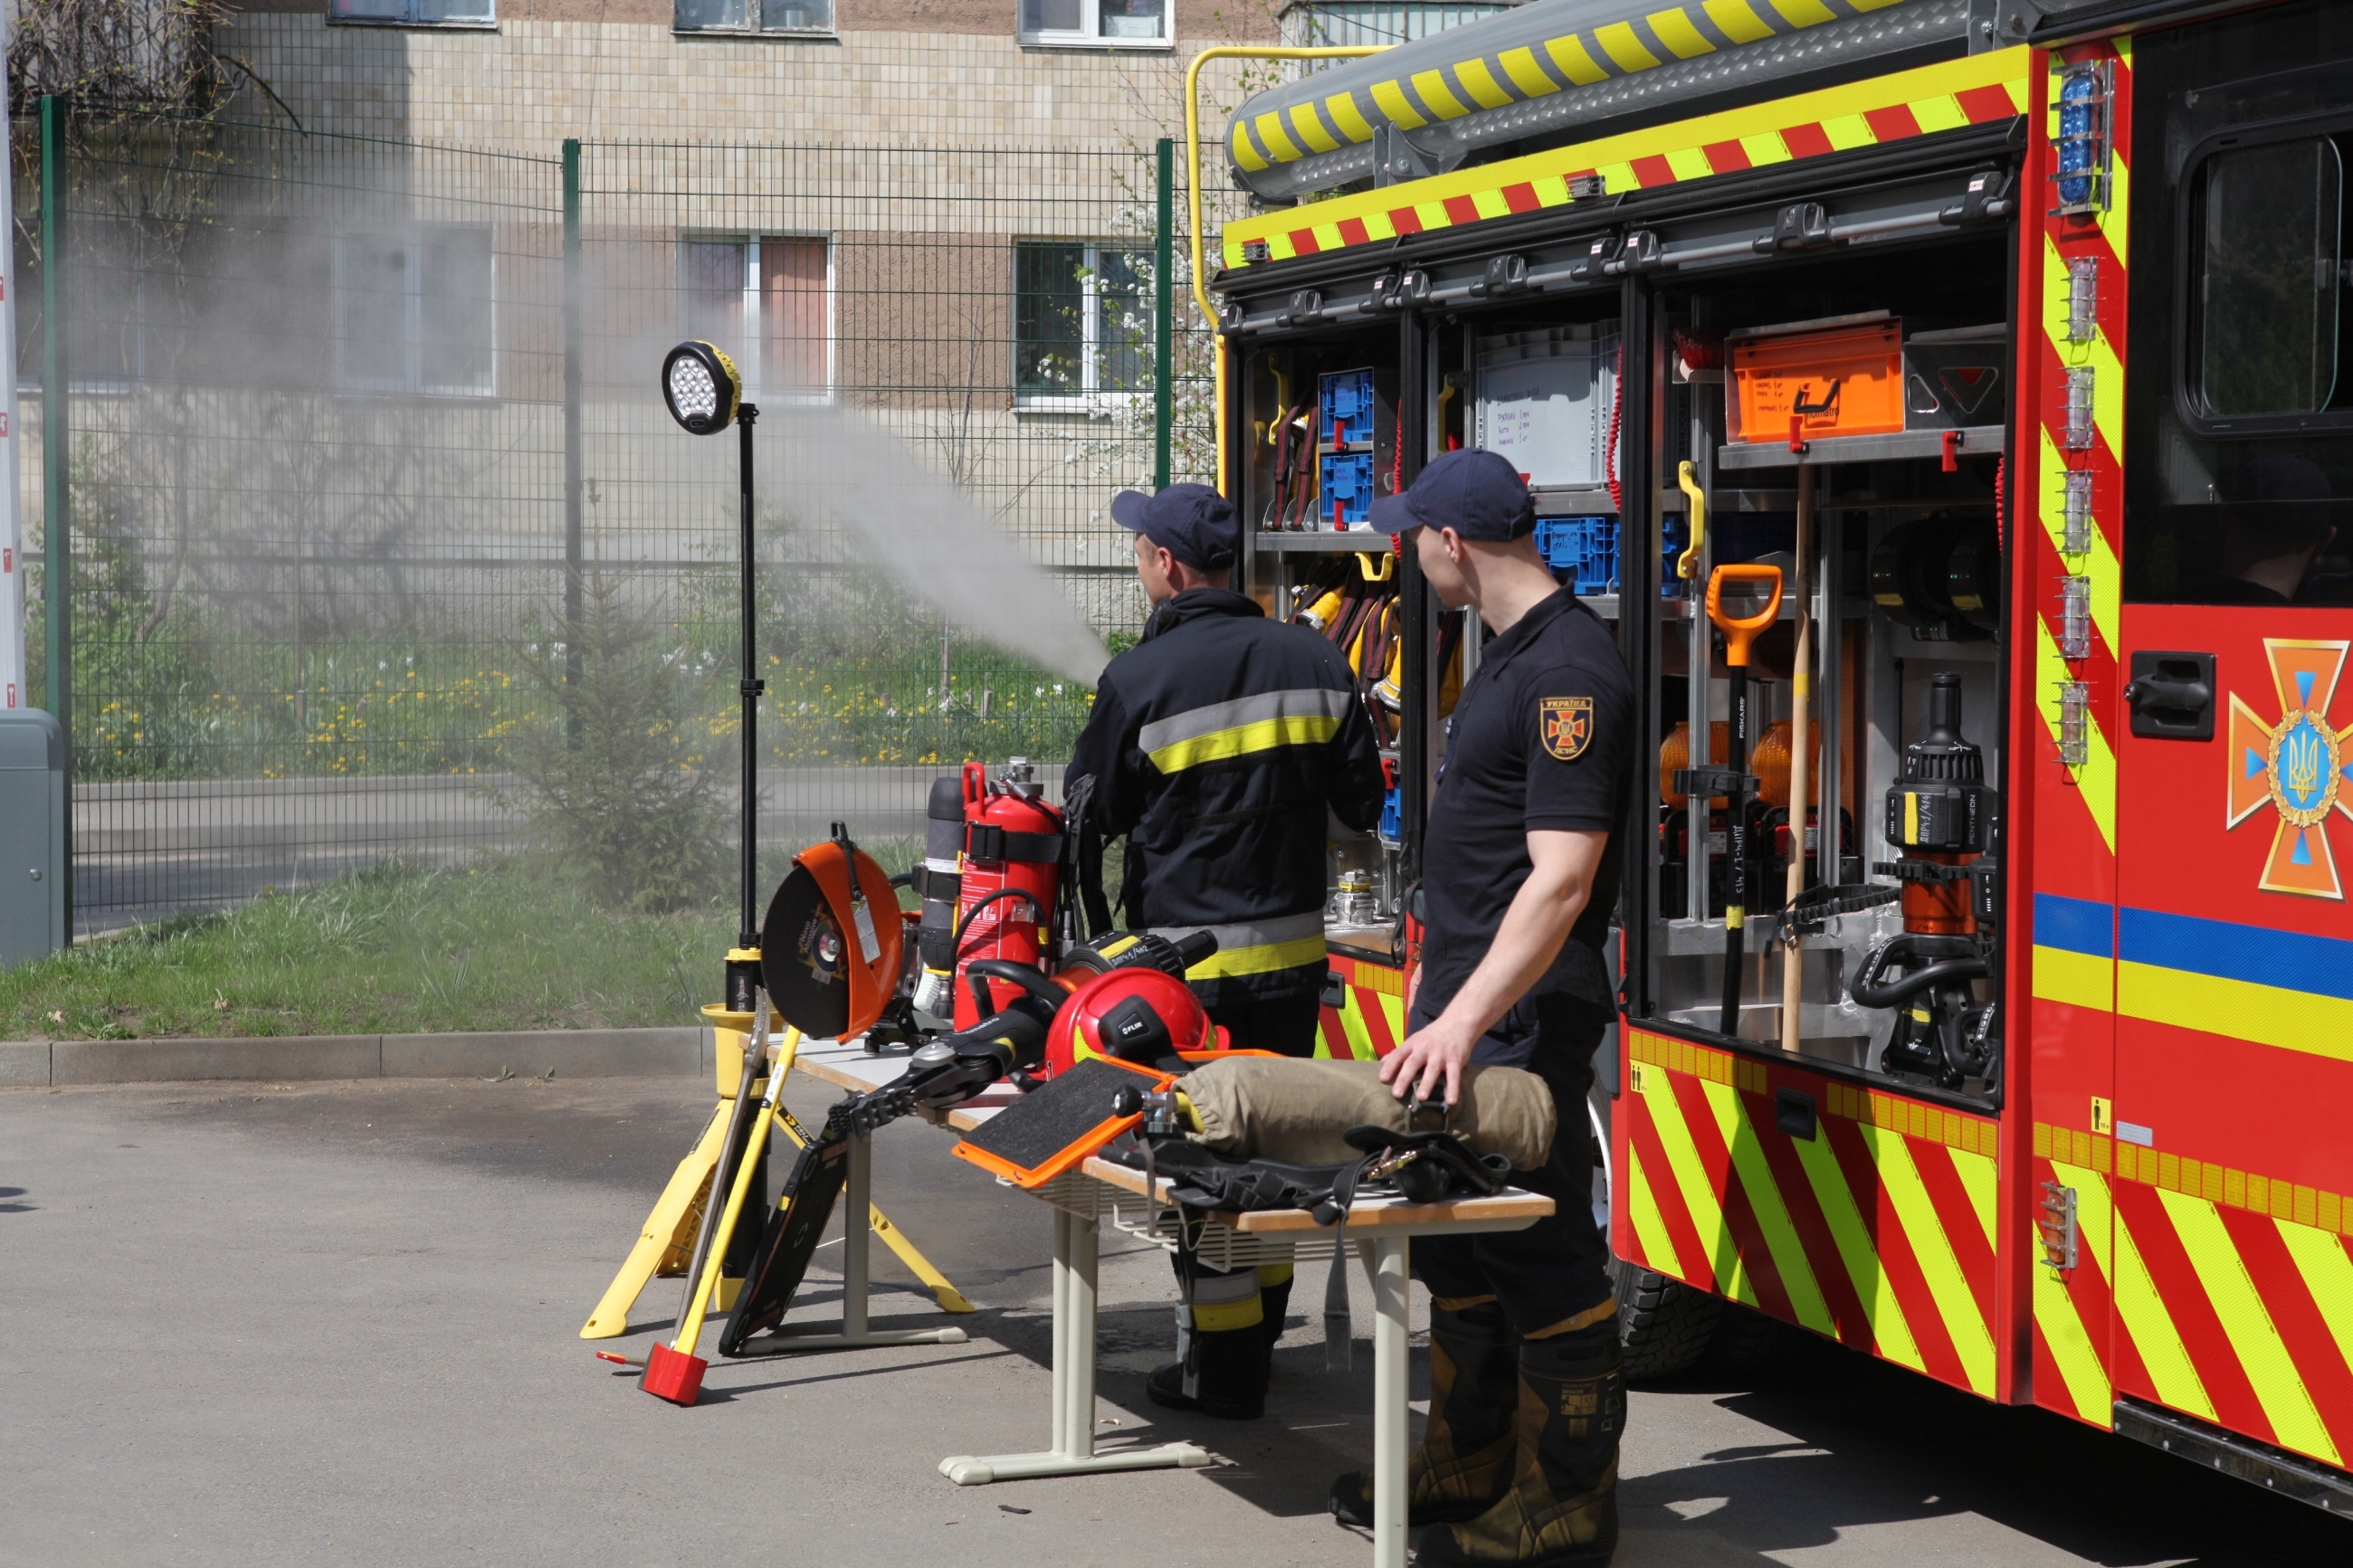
[1538,696,1593,761]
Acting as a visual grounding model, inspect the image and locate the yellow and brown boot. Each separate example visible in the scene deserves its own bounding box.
[1415,1319,1623,1567]
[1329,1297,1520,1528]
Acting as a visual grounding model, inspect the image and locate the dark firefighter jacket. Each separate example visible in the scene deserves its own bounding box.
[1067,587,1386,1005]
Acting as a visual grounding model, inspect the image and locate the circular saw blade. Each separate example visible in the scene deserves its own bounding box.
[761,862,852,1041]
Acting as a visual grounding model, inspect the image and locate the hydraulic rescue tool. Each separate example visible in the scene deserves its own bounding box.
[1851,671,1999,1089]
[1673,564,1781,1038]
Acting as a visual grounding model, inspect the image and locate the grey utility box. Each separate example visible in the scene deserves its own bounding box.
[0,711,66,966]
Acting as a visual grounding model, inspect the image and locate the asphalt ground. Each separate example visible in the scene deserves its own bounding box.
[3,1075,2344,1568]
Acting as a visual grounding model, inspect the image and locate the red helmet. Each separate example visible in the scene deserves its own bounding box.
[1045,966,1215,1078]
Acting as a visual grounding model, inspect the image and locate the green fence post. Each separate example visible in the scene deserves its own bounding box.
[40,95,71,939]
[562,138,584,738]
[1156,137,1174,490]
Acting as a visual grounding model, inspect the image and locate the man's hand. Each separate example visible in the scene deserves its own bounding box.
[1379,1011,1483,1111]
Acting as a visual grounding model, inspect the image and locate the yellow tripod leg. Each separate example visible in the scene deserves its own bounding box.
[581,1100,730,1339]
[675,1076,786,1360]
[868,1205,976,1314]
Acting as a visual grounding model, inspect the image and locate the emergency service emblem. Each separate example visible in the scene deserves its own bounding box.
[1540,697,1593,761]
[2226,639,2353,899]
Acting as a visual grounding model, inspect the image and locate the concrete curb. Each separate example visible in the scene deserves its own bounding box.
[0,1026,711,1088]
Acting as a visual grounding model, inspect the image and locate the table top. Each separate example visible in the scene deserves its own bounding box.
[787,1036,1023,1127]
[1079,1156,1553,1234]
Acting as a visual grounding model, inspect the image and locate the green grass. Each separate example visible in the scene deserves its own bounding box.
[1,854,897,1042]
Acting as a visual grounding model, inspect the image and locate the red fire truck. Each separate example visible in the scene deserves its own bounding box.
[1205,0,2353,1510]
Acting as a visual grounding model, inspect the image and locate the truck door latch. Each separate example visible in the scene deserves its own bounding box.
[2124,651,2215,741]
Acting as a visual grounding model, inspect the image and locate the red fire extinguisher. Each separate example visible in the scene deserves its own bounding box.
[952,757,1064,1028]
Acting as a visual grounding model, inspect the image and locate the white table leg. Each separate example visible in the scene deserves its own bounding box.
[939,1202,1211,1486]
[742,1127,967,1352]
[1372,1234,1412,1568]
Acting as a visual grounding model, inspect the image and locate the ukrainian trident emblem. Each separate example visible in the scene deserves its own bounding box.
[2227,640,2353,899]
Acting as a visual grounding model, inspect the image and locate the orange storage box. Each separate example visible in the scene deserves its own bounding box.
[1728,313,1905,445]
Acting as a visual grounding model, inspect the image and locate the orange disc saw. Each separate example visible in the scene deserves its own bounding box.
[760,825,904,1042]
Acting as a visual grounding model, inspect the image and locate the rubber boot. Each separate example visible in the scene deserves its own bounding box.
[1258,1268,1294,1380]
[1415,1322,1623,1567]
[1329,1299,1520,1528]
[1146,1325,1267,1420]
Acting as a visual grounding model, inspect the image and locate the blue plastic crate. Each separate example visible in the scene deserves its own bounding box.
[1661,515,1689,599]
[1320,368,1384,446]
[1320,451,1379,527]
[1378,784,1402,846]
[1533,517,1619,595]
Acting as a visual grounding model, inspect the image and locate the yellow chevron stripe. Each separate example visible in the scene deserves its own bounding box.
[1290,103,1340,155]
[2278,1221,2353,1395]
[1232,124,1271,173]
[2034,1258,2114,1424]
[2034,617,2118,851]
[1325,91,1376,144]
[1821,111,1876,152]
[2088,1164,2217,1421]
[2116,960,2353,1066]
[1499,46,1558,99]
[2034,428,2120,652]
[1637,1067,1759,1306]
[1626,1142,1685,1276]
[1701,1079,1837,1335]
[1412,68,1472,121]
[1790,1125,1927,1373]
[1227,49,2033,259]
[1596,21,1662,71]
[1255,110,1304,164]
[1910,90,1968,135]
[1862,1125,1996,1396]
[1704,0,1774,43]
[1455,58,1516,111]
[2034,944,2115,1013]
[1772,0,1837,22]
[2158,1188,2340,1464]
[1649,6,1717,58]
[1952,1145,1998,1253]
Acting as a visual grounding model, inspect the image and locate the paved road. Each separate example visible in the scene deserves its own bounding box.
[2,1076,2341,1567]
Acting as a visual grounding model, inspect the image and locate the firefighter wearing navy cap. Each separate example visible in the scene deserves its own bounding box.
[1067,481,1386,1420]
[1330,450,1634,1566]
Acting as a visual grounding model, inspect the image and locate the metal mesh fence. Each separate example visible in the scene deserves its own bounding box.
[16,111,1222,934]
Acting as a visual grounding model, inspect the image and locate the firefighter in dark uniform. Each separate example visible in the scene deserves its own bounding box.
[1334,450,1634,1566]
[1067,481,1386,1421]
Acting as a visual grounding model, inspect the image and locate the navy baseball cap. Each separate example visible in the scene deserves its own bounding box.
[1370,449,1536,541]
[1110,483,1239,572]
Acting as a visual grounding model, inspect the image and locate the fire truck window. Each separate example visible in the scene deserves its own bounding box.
[2191,138,2343,419]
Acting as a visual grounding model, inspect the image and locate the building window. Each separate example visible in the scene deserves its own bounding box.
[1281,2,1511,49]
[333,227,496,396]
[674,0,835,34]
[1018,0,1169,48]
[1015,242,1149,405]
[329,0,495,25]
[679,236,834,399]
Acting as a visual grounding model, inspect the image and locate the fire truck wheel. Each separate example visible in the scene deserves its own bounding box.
[1610,1254,1721,1383]
[1697,1297,1779,1374]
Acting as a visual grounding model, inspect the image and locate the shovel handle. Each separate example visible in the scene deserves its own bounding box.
[1706,564,1783,669]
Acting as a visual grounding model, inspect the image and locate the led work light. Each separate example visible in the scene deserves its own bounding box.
[662,340,743,435]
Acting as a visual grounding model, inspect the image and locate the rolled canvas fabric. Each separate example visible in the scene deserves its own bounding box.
[1185,1057,1555,1170]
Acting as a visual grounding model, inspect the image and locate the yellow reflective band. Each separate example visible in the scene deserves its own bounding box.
[1951,1145,1998,1253]
[1186,933,1329,979]
[2280,1220,2353,1398]
[1770,0,1837,23]
[1499,45,1558,98]
[1146,713,1343,774]
[1790,1125,1926,1373]
[1290,102,1340,154]
[2092,1164,2216,1421]
[1702,1079,1837,1335]
[1904,792,1920,842]
[1257,1262,1295,1288]
[1193,1297,1265,1333]
[1703,0,1775,43]
[2033,945,2113,1013]
[1255,110,1304,164]
[1231,123,1270,173]
[1637,1066,1759,1306]
[1861,1123,1996,1396]
[2159,1188,2339,1464]
[2034,1258,2112,1425]
[2117,961,2353,1066]
[1545,34,1611,85]
[1454,58,1516,111]
[1626,1143,1685,1277]
[1412,69,1472,121]
[1727,908,1744,930]
[1596,21,1662,71]
[1648,6,1717,58]
[1326,90,1376,143]
[1370,78,1428,129]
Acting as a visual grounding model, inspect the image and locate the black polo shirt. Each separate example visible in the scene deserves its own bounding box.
[1416,589,1633,1027]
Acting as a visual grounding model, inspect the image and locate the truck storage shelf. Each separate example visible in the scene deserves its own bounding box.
[1253,530,1396,553]
[1716,424,2005,470]
[1660,596,1872,622]
[1655,917,1865,955]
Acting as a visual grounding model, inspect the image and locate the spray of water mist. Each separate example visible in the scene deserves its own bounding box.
[759,405,1111,688]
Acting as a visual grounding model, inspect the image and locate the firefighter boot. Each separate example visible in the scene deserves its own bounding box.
[1258,1263,1295,1379]
[1416,1321,1623,1568]
[1147,1262,1268,1420]
[1329,1298,1520,1527]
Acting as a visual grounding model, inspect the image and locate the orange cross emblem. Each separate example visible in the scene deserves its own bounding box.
[2226,639,2353,899]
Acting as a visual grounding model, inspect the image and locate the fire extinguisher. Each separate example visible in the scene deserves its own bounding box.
[952,757,1064,1028]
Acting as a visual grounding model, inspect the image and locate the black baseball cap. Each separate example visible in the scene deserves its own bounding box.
[1110,483,1239,572]
[1370,449,1536,541]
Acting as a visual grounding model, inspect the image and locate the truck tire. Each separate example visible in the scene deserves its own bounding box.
[1611,1253,1721,1382]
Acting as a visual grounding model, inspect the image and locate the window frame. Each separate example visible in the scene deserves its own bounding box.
[1012,239,1154,413]
[1017,0,1173,51]
[672,0,838,38]
[675,233,837,404]
[326,0,497,29]
[330,224,500,400]
[2175,112,2353,439]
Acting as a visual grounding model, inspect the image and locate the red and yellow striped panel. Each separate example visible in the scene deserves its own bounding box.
[1221,48,2033,271]
[2038,1123,2353,1468]
[1617,1028,2004,1400]
[1317,949,1405,1060]
[2020,36,2133,1433]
